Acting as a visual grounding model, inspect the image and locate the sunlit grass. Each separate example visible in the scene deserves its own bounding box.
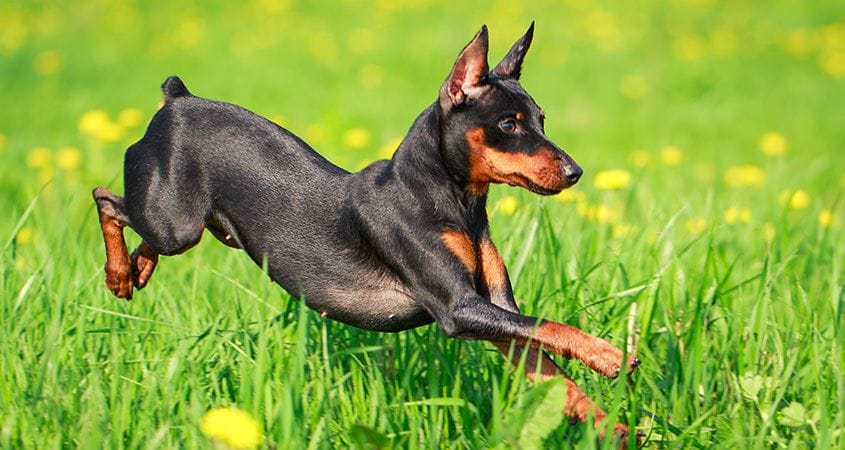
[1,0,844,448]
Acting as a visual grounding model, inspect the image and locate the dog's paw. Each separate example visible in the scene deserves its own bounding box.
[603,423,642,449]
[105,261,133,300]
[580,338,640,378]
[130,245,158,290]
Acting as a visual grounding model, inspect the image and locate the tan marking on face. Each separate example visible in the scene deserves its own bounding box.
[441,229,477,273]
[465,127,565,195]
[480,238,507,292]
[515,111,525,121]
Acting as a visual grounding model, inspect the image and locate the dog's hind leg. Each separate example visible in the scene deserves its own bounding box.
[93,187,135,299]
[93,187,162,298]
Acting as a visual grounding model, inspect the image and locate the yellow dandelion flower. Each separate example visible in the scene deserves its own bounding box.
[660,146,683,166]
[57,147,82,171]
[762,222,776,241]
[0,132,6,153]
[342,128,371,149]
[819,209,835,228]
[820,51,845,78]
[779,189,810,209]
[724,165,765,188]
[685,218,707,235]
[630,150,650,168]
[96,122,125,144]
[308,32,338,63]
[33,50,64,75]
[724,206,752,224]
[176,19,205,49]
[611,223,634,239]
[594,169,632,190]
[117,108,144,128]
[593,204,618,224]
[673,36,706,61]
[619,74,649,99]
[16,227,33,245]
[26,147,51,169]
[257,0,291,15]
[1,20,27,54]
[79,109,110,135]
[710,26,737,56]
[554,189,586,204]
[378,137,403,159]
[348,28,377,54]
[79,110,125,143]
[495,195,519,216]
[578,203,619,224]
[783,29,816,55]
[358,64,384,89]
[15,256,27,270]
[200,407,263,450]
[759,132,787,156]
[576,202,589,217]
[584,9,623,52]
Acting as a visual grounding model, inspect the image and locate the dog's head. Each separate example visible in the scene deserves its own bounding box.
[439,24,581,196]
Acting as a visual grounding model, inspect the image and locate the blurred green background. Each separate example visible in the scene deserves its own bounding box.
[1,0,844,448]
[2,0,844,198]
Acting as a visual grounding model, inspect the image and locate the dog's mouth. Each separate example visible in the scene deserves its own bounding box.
[524,180,564,196]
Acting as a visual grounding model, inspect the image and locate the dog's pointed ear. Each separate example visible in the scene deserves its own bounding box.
[439,25,490,112]
[492,22,534,80]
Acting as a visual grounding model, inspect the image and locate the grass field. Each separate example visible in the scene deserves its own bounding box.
[1,0,844,448]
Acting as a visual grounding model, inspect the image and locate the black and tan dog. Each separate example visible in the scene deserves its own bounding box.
[93,24,639,444]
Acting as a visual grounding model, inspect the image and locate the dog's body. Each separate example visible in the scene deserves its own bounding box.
[94,24,639,445]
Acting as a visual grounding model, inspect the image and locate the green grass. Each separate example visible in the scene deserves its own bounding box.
[1,0,844,448]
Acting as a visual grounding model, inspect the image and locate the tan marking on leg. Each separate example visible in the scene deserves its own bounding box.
[97,206,133,299]
[440,230,476,273]
[480,238,507,293]
[465,127,566,194]
[533,321,639,378]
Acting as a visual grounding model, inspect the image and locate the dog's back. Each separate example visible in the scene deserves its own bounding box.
[123,78,354,293]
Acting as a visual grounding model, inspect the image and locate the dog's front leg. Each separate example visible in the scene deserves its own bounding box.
[479,234,638,446]
[477,235,640,378]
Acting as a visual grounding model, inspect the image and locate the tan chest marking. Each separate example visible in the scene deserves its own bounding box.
[480,239,507,293]
[440,230,477,273]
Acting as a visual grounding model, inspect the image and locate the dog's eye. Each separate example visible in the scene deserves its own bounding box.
[499,118,517,134]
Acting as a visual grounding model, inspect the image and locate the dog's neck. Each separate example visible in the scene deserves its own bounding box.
[390,103,489,234]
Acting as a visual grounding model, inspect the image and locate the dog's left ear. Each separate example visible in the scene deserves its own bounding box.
[492,22,534,80]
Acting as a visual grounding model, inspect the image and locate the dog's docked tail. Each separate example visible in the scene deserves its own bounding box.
[161,76,191,101]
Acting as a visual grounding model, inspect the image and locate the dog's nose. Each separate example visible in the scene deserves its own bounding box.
[564,164,582,184]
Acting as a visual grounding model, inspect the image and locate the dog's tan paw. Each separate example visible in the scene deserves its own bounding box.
[105,261,133,300]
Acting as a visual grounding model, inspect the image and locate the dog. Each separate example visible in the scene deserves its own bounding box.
[93,23,640,445]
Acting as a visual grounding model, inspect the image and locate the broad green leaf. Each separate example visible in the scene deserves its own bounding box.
[777,402,808,428]
[349,424,390,450]
[518,378,568,450]
[739,373,763,402]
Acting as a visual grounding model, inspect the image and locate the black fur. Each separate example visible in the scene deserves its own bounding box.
[107,26,584,335]
[94,28,644,443]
